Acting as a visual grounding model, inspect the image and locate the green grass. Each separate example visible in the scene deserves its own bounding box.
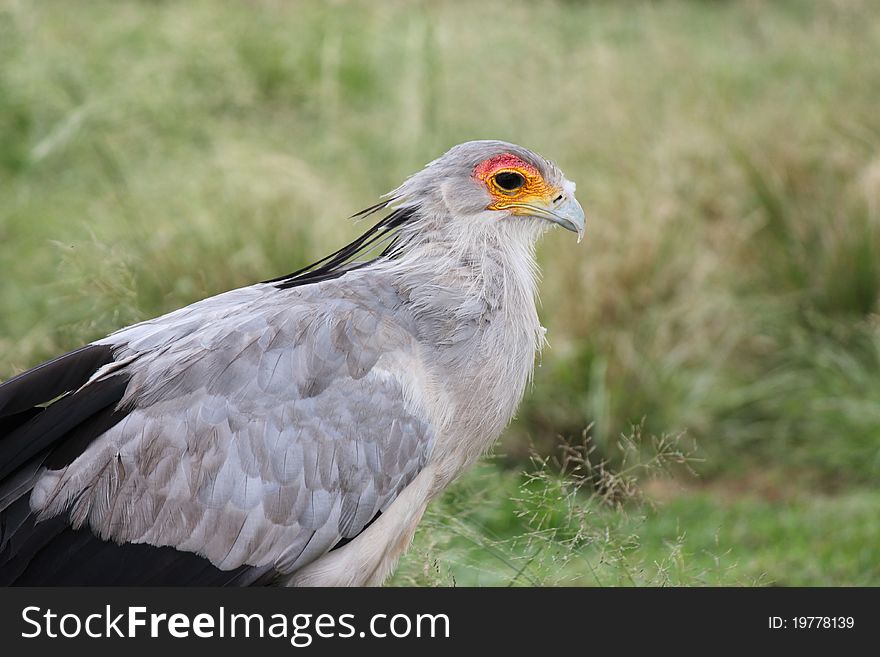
[1,0,879,585]
[395,431,880,586]
[394,463,880,586]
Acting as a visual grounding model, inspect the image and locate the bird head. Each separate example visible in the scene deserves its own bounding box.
[393,140,585,243]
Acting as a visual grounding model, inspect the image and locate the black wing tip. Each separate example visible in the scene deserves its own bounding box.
[0,342,131,487]
[1,504,274,586]
[0,373,131,481]
[0,344,116,420]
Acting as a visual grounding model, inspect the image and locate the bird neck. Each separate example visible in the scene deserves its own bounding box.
[394,218,544,324]
[387,218,546,467]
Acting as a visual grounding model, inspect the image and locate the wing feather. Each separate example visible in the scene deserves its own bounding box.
[19,276,434,578]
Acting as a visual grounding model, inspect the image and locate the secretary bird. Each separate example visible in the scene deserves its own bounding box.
[0,140,585,586]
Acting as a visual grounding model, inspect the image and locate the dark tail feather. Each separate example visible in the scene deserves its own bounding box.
[0,344,132,513]
[0,495,277,586]
[0,342,126,507]
[0,343,130,481]
[0,374,130,481]
[0,407,44,438]
[0,344,115,419]
[0,374,131,562]
[0,343,136,585]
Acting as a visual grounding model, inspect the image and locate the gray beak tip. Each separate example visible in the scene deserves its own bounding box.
[552,195,586,243]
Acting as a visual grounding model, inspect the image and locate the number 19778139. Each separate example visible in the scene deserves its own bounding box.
[769,617,854,629]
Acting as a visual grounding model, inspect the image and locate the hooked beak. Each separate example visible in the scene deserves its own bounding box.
[546,194,586,243]
[510,194,586,243]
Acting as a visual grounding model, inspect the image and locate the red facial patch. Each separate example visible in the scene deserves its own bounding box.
[473,153,538,180]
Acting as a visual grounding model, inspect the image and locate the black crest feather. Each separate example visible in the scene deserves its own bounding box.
[267,201,417,290]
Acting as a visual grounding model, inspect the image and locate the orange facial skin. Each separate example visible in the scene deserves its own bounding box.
[473,153,560,213]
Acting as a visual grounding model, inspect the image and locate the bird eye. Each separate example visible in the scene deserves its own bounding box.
[493,171,526,193]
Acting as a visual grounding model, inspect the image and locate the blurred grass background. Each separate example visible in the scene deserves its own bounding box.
[1,0,879,585]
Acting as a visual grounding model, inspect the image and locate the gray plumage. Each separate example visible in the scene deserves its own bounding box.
[1,140,585,586]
